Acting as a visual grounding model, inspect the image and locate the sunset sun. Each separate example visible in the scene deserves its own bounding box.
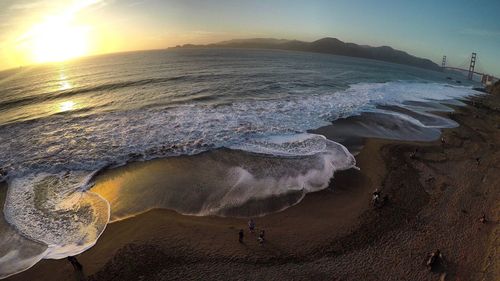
[0,0,499,280]
[28,17,90,63]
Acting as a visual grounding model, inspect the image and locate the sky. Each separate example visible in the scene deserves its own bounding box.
[0,0,499,76]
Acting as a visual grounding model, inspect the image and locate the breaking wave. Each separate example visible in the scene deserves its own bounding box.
[0,79,481,278]
[92,133,355,220]
[4,172,109,259]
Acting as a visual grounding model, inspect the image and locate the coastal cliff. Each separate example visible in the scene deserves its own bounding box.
[173,37,442,71]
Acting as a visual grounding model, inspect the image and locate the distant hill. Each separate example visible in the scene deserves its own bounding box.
[172,37,441,71]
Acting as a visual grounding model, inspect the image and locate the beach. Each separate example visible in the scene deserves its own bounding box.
[1,0,500,280]
[4,83,498,281]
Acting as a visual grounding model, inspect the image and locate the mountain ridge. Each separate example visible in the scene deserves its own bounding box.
[172,37,441,71]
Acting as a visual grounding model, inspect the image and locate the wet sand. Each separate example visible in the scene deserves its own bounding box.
[6,89,500,280]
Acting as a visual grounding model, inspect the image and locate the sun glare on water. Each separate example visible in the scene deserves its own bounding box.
[59,100,76,112]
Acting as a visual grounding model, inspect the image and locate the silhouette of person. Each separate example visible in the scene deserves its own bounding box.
[239,229,244,243]
[258,230,265,244]
[248,219,256,233]
[426,249,442,270]
[67,256,83,271]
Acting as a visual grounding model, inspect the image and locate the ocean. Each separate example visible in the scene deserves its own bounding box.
[0,48,481,278]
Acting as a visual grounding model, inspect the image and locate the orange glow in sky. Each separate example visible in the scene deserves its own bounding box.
[1,0,499,76]
[15,1,99,65]
[23,16,90,63]
[0,0,235,70]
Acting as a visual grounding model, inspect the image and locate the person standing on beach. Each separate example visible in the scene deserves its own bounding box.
[426,249,442,270]
[248,219,256,233]
[239,229,244,243]
[372,189,381,207]
[258,230,265,245]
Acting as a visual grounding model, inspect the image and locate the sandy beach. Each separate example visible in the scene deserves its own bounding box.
[4,84,499,281]
[1,1,499,280]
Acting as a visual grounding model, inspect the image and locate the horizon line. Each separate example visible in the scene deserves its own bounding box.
[1,36,495,78]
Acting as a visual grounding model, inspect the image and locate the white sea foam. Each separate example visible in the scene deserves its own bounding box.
[3,172,109,261]
[373,109,458,129]
[206,134,356,216]
[0,81,479,179]
[0,81,480,278]
[0,216,48,279]
[205,133,356,215]
[0,47,486,279]
[230,133,329,156]
[95,133,355,220]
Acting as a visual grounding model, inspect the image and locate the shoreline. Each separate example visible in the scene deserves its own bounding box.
[5,90,500,280]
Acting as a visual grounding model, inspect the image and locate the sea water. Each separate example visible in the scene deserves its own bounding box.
[0,48,481,278]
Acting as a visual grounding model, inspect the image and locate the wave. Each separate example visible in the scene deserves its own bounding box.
[0,133,352,278]
[376,105,458,128]
[4,171,109,256]
[0,81,481,279]
[0,76,188,111]
[0,172,109,278]
[91,133,355,220]
[0,81,480,179]
[0,184,48,279]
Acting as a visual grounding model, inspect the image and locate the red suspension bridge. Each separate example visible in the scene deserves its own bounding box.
[441,53,498,85]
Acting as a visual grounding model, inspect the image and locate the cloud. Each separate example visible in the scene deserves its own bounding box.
[7,0,106,12]
[8,0,51,10]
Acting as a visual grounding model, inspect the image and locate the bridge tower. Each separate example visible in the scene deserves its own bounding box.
[441,55,446,70]
[468,52,476,80]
